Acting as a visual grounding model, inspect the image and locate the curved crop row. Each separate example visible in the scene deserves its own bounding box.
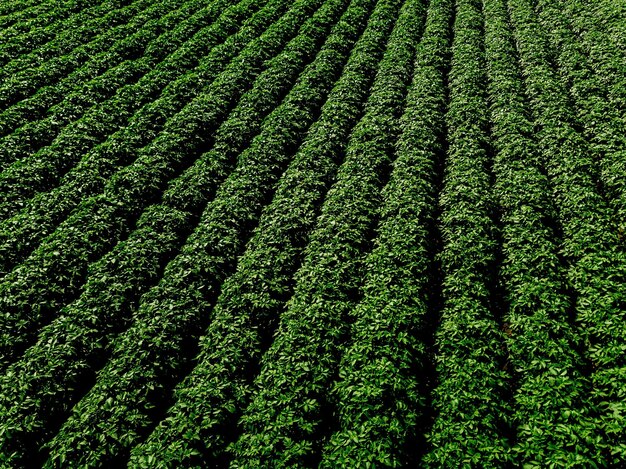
[0,0,276,269]
[482,0,598,465]
[508,0,626,463]
[0,0,178,188]
[318,0,451,466]
[0,0,160,104]
[0,0,324,368]
[0,0,54,20]
[595,0,626,59]
[40,0,367,465]
[0,0,222,168]
[556,0,626,128]
[0,207,193,468]
[0,0,216,143]
[534,0,626,237]
[0,0,271,218]
[127,0,399,466]
[0,0,56,29]
[230,0,425,465]
[423,0,511,466]
[0,0,348,459]
[0,0,99,54]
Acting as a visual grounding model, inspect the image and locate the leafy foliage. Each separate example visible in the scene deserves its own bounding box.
[508,0,626,462]
[0,0,262,274]
[1,0,624,466]
[319,0,451,465]
[423,0,512,465]
[129,0,397,465]
[230,0,425,464]
[483,0,598,464]
[0,0,318,369]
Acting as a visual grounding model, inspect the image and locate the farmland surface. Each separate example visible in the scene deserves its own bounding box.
[0,0,625,466]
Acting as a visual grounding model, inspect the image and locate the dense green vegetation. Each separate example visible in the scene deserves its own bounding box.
[0,0,624,466]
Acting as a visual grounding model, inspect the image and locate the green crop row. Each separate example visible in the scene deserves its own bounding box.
[40,0,367,464]
[0,0,215,142]
[0,0,149,92]
[0,206,192,468]
[319,0,451,466]
[483,0,598,465]
[0,0,273,272]
[0,0,214,178]
[594,0,626,62]
[535,0,626,238]
[0,0,343,455]
[508,0,626,463]
[0,0,323,369]
[0,0,183,209]
[423,0,511,466]
[128,0,398,466]
[230,0,424,465]
[0,0,100,55]
[0,0,53,21]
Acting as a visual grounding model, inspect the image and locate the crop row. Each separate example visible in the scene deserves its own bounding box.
[0,0,53,21]
[508,0,626,463]
[0,0,218,167]
[483,0,598,465]
[586,0,626,53]
[0,0,217,143]
[0,0,323,368]
[0,0,275,272]
[0,0,352,462]
[0,0,154,96]
[318,0,451,466]
[0,0,99,55]
[423,0,511,465]
[534,0,626,238]
[127,0,401,465]
[570,0,626,127]
[38,0,373,465]
[0,0,177,185]
[0,0,215,178]
[230,0,424,465]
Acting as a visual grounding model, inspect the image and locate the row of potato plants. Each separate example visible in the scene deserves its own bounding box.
[0,0,220,167]
[0,0,155,105]
[0,0,76,39]
[0,0,54,22]
[0,0,216,143]
[596,0,626,55]
[0,0,147,87]
[507,0,626,463]
[128,0,400,465]
[319,0,451,466]
[423,0,511,465]
[482,0,598,465]
[40,0,368,465]
[0,0,169,177]
[534,0,626,240]
[0,0,270,207]
[0,0,259,209]
[0,0,277,274]
[563,0,626,71]
[230,0,424,465]
[0,0,323,368]
[0,207,193,469]
[0,0,214,178]
[0,0,347,462]
[0,0,99,57]
[0,0,272,271]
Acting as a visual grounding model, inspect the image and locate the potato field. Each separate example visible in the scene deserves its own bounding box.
[0,0,625,466]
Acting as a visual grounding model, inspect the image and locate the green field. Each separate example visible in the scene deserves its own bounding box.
[0,0,625,466]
